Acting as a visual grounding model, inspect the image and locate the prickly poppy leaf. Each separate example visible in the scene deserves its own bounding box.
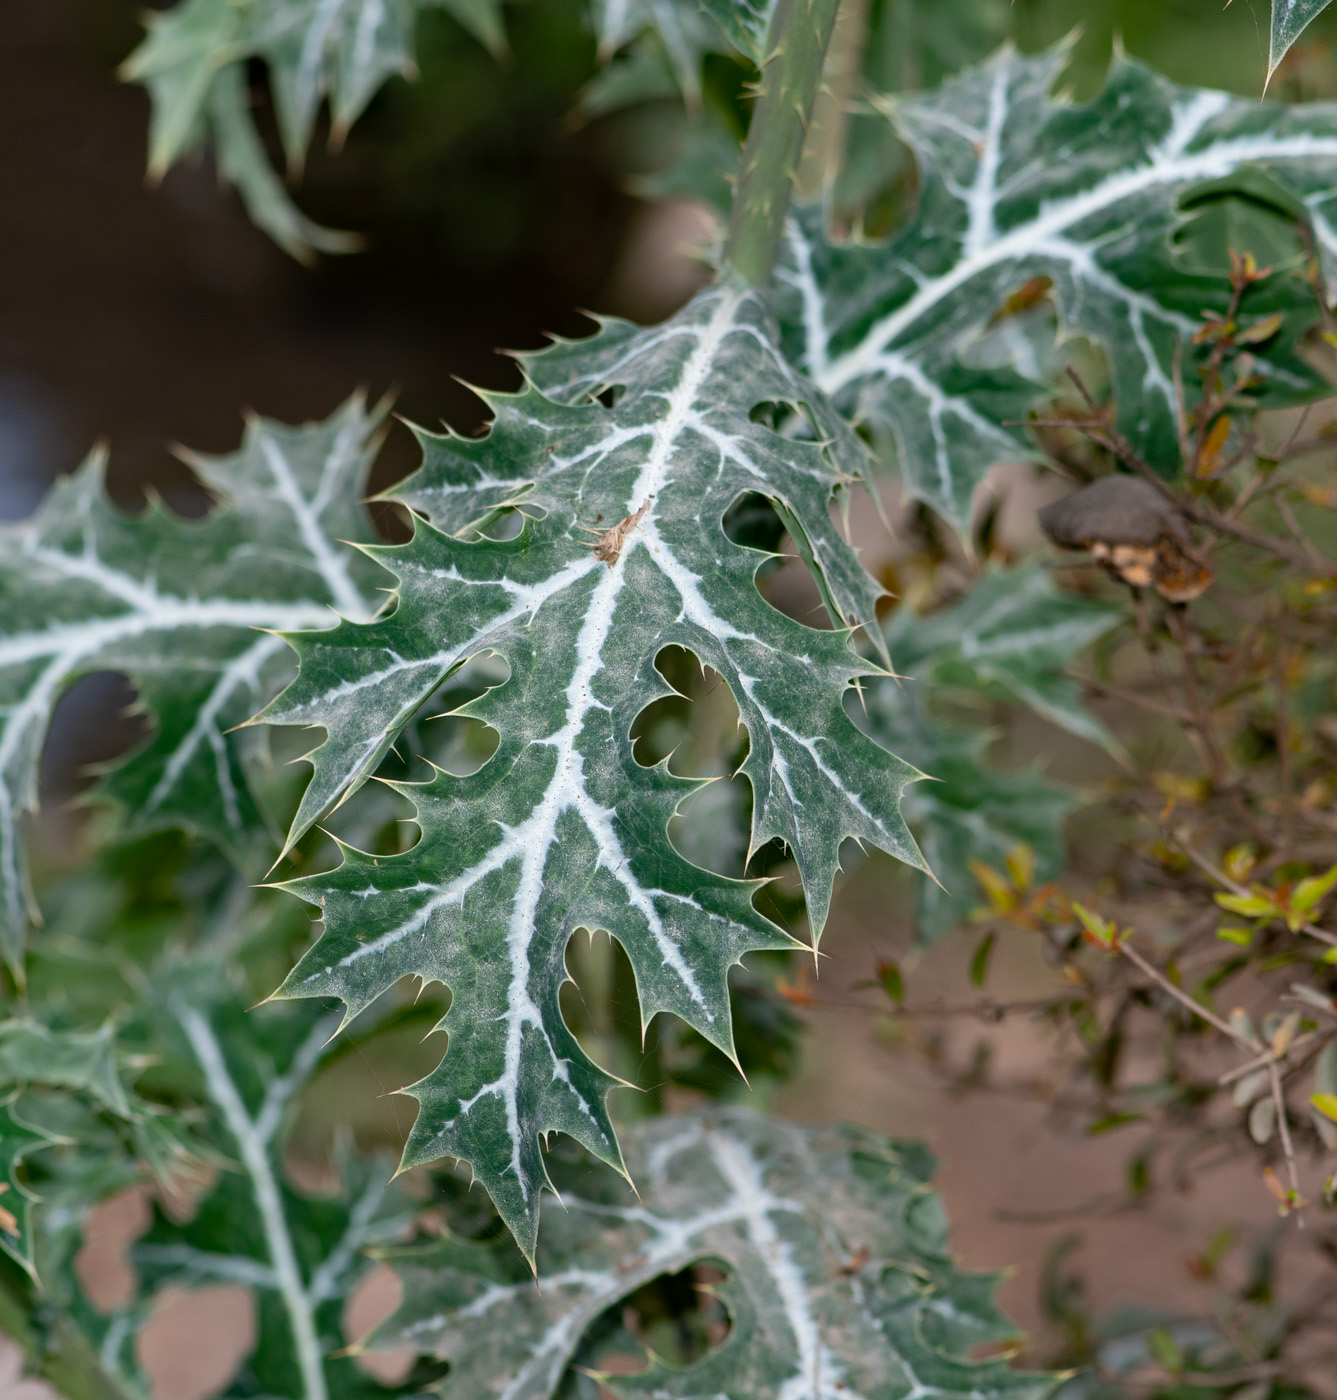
[78,996,413,1400]
[263,279,926,1258]
[372,1110,1058,1400]
[867,566,1121,939]
[121,0,505,258]
[777,45,1337,528]
[1270,1,1335,85]
[0,396,389,972]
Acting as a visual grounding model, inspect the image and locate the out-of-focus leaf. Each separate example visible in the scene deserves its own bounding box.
[0,397,389,971]
[373,1110,1058,1400]
[122,0,507,258]
[77,993,414,1400]
[0,1098,63,1281]
[862,566,1120,942]
[0,1023,130,1120]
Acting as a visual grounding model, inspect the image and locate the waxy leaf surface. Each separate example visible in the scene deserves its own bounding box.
[778,45,1337,527]
[82,996,412,1400]
[266,280,925,1256]
[0,396,387,970]
[375,1110,1057,1400]
[1271,1,1335,83]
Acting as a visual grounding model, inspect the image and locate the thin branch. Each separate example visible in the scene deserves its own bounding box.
[1118,938,1254,1048]
[1269,1052,1306,1227]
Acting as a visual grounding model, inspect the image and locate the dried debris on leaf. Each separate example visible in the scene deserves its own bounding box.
[1039,476,1212,602]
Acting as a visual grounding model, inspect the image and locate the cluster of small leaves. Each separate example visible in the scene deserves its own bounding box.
[855,251,1337,1393]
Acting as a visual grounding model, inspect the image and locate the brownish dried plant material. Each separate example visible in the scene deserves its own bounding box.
[577,499,652,565]
[1038,475,1213,602]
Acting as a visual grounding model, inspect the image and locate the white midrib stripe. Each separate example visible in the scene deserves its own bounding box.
[467,1127,856,1400]
[321,290,751,1213]
[819,114,1337,393]
[445,541,704,1194]
[178,1007,328,1400]
[960,61,1009,258]
[259,434,370,621]
[0,595,335,669]
[705,1132,864,1400]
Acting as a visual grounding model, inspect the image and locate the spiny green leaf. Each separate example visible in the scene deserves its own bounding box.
[0,1097,64,1282]
[79,993,413,1400]
[1270,1,1335,86]
[263,280,926,1257]
[0,1023,131,1120]
[372,1110,1057,1400]
[777,44,1337,528]
[122,0,505,258]
[863,566,1118,941]
[0,395,389,972]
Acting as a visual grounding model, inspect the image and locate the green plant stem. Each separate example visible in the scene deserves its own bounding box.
[723,0,843,285]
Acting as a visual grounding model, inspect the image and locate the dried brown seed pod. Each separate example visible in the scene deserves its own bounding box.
[1038,475,1212,602]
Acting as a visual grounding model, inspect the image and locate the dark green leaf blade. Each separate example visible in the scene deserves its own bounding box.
[0,396,388,970]
[264,281,927,1256]
[778,45,1337,528]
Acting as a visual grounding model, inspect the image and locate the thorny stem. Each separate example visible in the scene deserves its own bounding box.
[723,0,842,285]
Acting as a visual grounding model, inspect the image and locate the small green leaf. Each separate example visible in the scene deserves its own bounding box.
[1310,1092,1337,1124]
[1249,1095,1278,1145]
[1290,862,1337,917]
[970,931,997,988]
[1073,902,1119,950]
[877,959,905,1005]
[1214,892,1282,919]
[1147,1325,1184,1375]
[1216,926,1255,946]
[1087,1111,1146,1136]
